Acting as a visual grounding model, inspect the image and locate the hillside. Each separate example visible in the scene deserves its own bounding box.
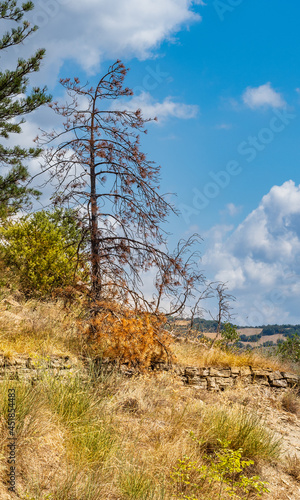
[1,298,300,499]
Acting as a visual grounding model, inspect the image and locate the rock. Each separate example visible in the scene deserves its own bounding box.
[281,372,299,384]
[256,378,270,386]
[189,378,208,389]
[238,375,253,385]
[252,369,270,385]
[239,366,252,377]
[207,377,218,390]
[199,367,210,376]
[187,376,207,388]
[252,369,271,377]
[271,379,288,388]
[231,367,241,376]
[210,367,231,377]
[185,367,200,377]
[268,371,283,381]
[215,377,234,388]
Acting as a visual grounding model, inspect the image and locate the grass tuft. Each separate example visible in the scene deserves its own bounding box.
[193,404,282,461]
[281,389,300,415]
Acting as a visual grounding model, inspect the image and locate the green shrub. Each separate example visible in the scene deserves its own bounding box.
[171,439,270,500]
[0,208,87,297]
[220,323,240,349]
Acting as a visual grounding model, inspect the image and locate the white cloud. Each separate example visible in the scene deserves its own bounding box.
[202,181,300,325]
[112,91,199,123]
[221,203,242,217]
[242,82,286,109]
[8,0,203,87]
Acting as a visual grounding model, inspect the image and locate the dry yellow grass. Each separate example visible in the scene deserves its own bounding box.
[171,341,290,371]
[0,295,291,374]
[0,296,85,359]
[0,296,299,498]
[0,366,293,499]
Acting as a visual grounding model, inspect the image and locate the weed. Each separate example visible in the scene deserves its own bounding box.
[171,439,270,499]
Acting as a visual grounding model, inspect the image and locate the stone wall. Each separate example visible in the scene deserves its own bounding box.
[0,354,81,381]
[0,353,299,392]
[172,365,300,391]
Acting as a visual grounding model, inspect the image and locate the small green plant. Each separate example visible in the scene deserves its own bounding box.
[276,333,300,363]
[221,323,240,346]
[171,439,270,500]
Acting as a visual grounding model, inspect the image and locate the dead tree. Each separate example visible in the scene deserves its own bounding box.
[186,284,214,340]
[210,282,236,347]
[35,60,206,315]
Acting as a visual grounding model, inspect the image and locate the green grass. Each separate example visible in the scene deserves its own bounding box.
[193,404,282,461]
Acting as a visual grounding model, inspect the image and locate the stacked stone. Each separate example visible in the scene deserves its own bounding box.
[0,354,78,381]
[0,354,299,391]
[178,365,299,391]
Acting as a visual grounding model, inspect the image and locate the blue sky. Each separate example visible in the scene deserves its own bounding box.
[5,0,300,325]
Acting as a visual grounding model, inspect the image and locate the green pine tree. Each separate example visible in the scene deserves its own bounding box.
[0,0,51,219]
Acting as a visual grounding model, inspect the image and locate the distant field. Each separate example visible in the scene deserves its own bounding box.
[256,334,285,345]
[201,329,285,345]
[172,323,286,347]
[238,328,263,336]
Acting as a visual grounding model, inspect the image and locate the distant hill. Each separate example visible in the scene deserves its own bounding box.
[169,318,300,348]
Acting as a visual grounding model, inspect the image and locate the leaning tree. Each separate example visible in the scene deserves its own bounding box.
[36,60,205,315]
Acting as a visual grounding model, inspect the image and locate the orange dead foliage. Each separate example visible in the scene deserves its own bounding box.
[83,302,173,370]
